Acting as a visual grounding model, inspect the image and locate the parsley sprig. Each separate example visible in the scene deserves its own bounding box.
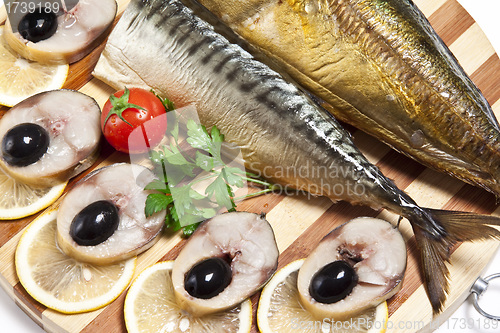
[144,114,276,237]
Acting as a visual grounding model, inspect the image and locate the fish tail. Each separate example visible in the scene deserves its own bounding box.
[407,207,500,314]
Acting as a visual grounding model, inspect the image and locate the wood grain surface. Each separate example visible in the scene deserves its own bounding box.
[1,0,500,332]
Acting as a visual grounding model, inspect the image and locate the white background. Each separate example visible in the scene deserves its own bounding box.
[0,0,500,332]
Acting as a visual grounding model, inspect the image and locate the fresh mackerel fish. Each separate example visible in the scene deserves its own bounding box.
[194,0,500,197]
[94,0,500,314]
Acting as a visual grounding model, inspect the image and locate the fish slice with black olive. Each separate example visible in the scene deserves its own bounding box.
[56,163,166,265]
[0,89,101,187]
[297,217,407,319]
[4,0,117,64]
[172,212,279,316]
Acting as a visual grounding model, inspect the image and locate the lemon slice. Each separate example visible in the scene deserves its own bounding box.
[0,3,6,25]
[257,259,389,333]
[0,26,68,107]
[124,261,252,333]
[15,208,136,313]
[0,167,66,220]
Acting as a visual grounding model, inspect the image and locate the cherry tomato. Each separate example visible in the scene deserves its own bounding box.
[101,88,167,154]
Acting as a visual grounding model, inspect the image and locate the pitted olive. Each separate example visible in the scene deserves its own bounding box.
[2,123,49,167]
[18,9,58,43]
[184,257,232,299]
[70,200,120,246]
[309,260,358,304]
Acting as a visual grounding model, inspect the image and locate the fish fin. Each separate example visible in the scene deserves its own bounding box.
[426,209,500,242]
[412,225,450,314]
[409,208,500,314]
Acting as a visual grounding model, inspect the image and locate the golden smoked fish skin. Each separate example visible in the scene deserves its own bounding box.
[94,0,500,314]
[194,0,500,196]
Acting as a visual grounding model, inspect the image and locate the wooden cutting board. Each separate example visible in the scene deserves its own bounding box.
[1,0,500,332]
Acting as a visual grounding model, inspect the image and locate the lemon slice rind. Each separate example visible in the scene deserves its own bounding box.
[0,168,67,220]
[124,261,175,333]
[0,26,69,107]
[15,208,137,314]
[257,259,305,333]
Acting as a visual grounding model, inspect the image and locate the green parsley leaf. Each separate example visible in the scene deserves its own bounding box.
[145,117,276,236]
[144,179,170,194]
[182,222,201,237]
[195,151,214,172]
[145,193,173,217]
[163,143,193,167]
[186,120,213,152]
[223,167,246,187]
[169,186,194,217]
[189,188,207,200]
[205,172,234,210]
[150,90,176,112]
[211,125,224,143]
[165,205,181,231]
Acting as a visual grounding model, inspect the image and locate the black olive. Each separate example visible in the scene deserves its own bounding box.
[18,8,58,43]
[309,260,358,304]
[2,123,49,167]
[70,200,120,246]
[184,257,232,299]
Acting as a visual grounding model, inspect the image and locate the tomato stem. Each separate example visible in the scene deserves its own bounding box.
[103,87,147,128]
